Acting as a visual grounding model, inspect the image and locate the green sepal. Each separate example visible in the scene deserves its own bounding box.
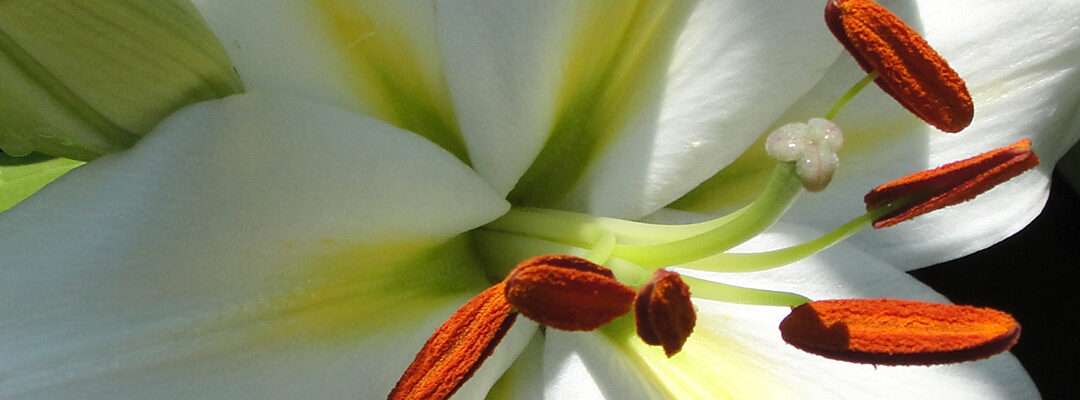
[0,0,243,160]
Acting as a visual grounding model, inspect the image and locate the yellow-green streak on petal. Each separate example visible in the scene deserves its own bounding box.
[8,236,491,388]
[602,313,782,399]
[485,331,545,400]
[670,133,774,213]
[274,234,491,341]
[106,236,490,350]
[508,0,696,207]
[312,0,470,164]
[672,117,923,214]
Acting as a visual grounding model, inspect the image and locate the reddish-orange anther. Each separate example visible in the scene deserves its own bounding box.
[635,269,696,357]
[826,0,973,132]
[388,283,517,400]
[504,255,636,331]
[865,139,1040,228]
[779,298,1020,365]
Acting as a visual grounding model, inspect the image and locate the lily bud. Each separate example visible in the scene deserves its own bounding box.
[0,0,243,160]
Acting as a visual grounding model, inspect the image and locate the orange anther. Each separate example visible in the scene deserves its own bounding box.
[865,139,1040,228]
[826,0,973,132]
[389,283,517,400]
[635,269,696,357]
[779,298,1020,365]
[504,255,635,331]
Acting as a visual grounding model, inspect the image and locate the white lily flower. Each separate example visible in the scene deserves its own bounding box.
[1,0,1077,399]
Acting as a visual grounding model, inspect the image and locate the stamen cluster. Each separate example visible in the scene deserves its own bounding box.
[504,255,697,357]
[390,255,695,400]
[389,1,1042,398]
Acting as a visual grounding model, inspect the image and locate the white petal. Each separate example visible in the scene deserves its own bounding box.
[0,93,509,398]
[189,0,364,112]
[772,0,1080,269]
[561,0,841,218]
[191,0,470,159]
[542,329,669,400]
[452,320,540,400]
[478,328,547,400]
[435,0,568,195]
[441,0,713,200]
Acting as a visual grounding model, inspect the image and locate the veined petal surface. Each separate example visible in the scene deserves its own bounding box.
[0,93,509,398]
[558,0,841,219]
[439,0,838,214]
[435,0,578,195]
[193,0,842,218]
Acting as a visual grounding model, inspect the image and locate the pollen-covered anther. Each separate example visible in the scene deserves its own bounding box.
[766,117,843,192]
[779,298,1020,365]
[504,255,636,331]
[825,0,973,132]
[635,269,696,357]
[865,139,1040,228]
[389,283,517,400]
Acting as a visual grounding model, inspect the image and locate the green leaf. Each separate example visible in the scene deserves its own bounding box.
[0,152,82,212]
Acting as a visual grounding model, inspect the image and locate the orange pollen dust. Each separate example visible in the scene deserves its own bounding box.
[864,139,1040,228]
[504,255,636,331]
[635,269,696,357]
[825,0,973,132]
[388,283,517,400]
[779,298,1021,365]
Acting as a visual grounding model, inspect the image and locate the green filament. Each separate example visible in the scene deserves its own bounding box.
[684,201,902,272]
[682,276,809,307]
[480,160,913,308]
[612,163,803,268]
[487,162,804,269]
[484,207,611,258]
[515,205,750,244]
[825,71,879,120]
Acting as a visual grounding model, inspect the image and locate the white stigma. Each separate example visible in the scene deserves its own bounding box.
[765,118,843,192]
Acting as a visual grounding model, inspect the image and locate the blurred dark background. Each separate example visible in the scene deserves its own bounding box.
[912,168,1079,400]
